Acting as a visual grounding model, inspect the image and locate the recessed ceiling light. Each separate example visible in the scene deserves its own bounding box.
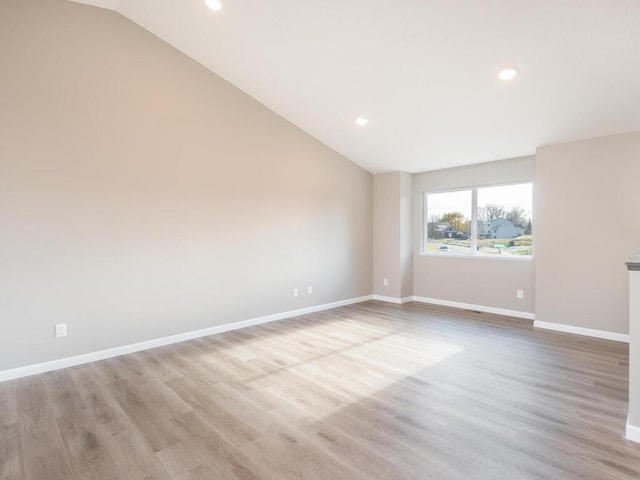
[498,67,519,81]
[205,0,222,11]
[356,117,368,126]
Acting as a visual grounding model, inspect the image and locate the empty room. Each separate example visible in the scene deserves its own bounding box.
[1,0,640,478]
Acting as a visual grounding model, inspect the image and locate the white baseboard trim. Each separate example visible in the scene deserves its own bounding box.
[372,295,413,304]
[533,321,629,343]
[627,417,640,443]
[0,295,373,383]
[411,296,535,320]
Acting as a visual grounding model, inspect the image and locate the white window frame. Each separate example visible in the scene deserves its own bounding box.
[422,181,533,260]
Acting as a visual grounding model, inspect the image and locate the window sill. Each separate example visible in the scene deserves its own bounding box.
[419,252,534,261]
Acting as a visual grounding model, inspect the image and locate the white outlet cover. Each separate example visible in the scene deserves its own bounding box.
[308,286,312,295]
[383,279,389,286]
[517,290,524,299]
[293,288,299,297]
[55,323,68,338]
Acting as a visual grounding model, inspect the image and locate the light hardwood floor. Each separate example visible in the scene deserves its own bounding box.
[1,301,639,479]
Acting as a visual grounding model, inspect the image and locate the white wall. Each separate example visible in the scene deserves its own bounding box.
[629,267,640,428]
[535,131,640,334]
[0,0,372,372]
[412,156,536,314]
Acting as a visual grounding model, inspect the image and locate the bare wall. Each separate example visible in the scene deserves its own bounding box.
[0,0,372,371]
[412,156,535,313]
[400,172,413,298]
[373,174,402,298]
[535,131,640,334]
[373,172,412,299]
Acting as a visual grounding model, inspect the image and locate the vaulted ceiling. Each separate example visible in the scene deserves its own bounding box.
[70,0,640,173]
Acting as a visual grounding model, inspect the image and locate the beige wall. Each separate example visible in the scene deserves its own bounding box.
[373,174,402,298]
[400,172,413,298]
[0,0,372,371]
[412,157,536,313]
[373,172,412,299]
[535,132,640,334]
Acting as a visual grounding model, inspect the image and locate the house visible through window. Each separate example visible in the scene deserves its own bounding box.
[424,182,532,257]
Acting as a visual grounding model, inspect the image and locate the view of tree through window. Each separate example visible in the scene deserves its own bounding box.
[426,190,472,255]
[425,183,532,257]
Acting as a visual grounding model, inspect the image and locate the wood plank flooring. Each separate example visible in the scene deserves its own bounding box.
[1,300,639,479]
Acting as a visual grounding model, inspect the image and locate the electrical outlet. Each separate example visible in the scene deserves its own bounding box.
[293,288,299,297]
[517,289,524,299]
[55,323,67,338]
[307,286,312,295]
[383,279,389,286]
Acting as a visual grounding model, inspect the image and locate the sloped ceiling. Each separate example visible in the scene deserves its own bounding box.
[69,0,640,173]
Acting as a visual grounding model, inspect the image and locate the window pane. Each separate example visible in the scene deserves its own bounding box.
[425,190,472,255]
[477,183,532,257]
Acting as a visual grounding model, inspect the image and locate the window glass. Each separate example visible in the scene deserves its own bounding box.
[425,189,472,255]
[477,184,532,257]
[424,182,532,258]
